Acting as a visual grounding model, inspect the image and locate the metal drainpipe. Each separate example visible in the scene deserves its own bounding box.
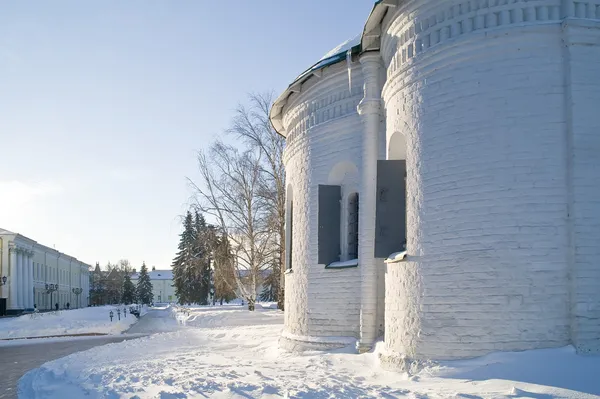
[357,51,383,352]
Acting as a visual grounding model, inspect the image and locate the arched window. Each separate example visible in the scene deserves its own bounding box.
[347,193,359,260]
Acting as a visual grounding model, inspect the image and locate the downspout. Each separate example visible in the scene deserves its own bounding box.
[357,51,384,352]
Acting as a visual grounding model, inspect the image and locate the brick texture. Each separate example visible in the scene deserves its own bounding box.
[281,61,372,346]
[381,3,576,361]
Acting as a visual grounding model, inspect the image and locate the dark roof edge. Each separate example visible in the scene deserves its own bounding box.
[270,0,392,137]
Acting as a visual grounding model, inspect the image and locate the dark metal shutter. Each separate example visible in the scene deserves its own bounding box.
[375,160,407,258]
[318,185,341,265]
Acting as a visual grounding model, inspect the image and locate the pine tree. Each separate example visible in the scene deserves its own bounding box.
[172,211,195,304]
[194,211,212,305]
[122,273,136,304]
[259,256,280,302]
[212,233,237,304]
[172,210,215,305]
[136,262,154,305]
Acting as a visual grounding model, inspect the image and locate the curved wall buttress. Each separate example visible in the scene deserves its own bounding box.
[280,59,367,350]
[380,0,572,363]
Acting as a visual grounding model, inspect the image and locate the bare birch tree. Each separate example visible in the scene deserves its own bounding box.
[191,142,274,311]
[227,92,286,310]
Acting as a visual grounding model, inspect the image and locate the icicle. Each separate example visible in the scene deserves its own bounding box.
[346,48,352,94]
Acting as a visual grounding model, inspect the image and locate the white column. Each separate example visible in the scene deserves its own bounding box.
[16,250,25,309]
[27,254,33,309]
[85,270,89,307]
[357,52,383,352]
[8,246,18,309]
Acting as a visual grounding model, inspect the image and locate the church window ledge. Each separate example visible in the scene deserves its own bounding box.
[384,251,407,264]
[325,258,358,269]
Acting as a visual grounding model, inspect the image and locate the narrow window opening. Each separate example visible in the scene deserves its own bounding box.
[348,193,359,260]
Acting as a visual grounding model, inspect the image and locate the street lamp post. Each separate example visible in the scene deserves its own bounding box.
[1,276,7,286]
[72,288,83,309]
[45,283,58,310]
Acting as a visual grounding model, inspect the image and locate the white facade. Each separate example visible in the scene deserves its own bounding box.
[0,228,91,312]
[131,269,175,303]
[271,0,600,369]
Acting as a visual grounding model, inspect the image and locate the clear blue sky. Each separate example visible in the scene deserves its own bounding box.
[0,1,374,269]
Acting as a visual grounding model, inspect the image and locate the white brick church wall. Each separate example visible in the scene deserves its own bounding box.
[566,19,600,354]
[275,0,600,360]
[380,0,592,362]
[280,60,367,348]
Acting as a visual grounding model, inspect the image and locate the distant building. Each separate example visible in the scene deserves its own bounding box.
[0,228,91,314]
[131,268,175,303]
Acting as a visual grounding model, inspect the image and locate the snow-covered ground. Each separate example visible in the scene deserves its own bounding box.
[0,305,145,339]
[18,305,600,398]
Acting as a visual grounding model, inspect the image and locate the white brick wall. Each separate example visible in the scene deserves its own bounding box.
[281,60,368,347]
[276,0,600,360]
[381,3,572,361]
[565,19,600,354]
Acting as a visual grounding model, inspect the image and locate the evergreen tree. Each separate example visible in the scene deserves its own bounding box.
[171,210,214,305]
[194,211,212,305]
[122,273,136,304]
[172,211,195,304]
[90,262,106,305]
[212,233,237,304]
[259,256,279,302]
[136,262,154,305]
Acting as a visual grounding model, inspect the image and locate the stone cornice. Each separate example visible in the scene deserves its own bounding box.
[282,111,362,165]
[381,22,559,102]
[381,0,582,84]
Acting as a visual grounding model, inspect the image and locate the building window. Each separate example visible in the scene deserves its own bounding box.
[347,193,359,260]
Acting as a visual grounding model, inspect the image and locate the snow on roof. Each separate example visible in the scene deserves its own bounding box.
[318,35,361,62]
[270,34,362,135]
[269,1,392,136]
[131,270,173,280]
[291,34,361,90]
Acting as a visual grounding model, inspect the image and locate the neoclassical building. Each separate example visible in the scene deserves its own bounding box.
[0,228,91,314]
[271,0,600,369]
